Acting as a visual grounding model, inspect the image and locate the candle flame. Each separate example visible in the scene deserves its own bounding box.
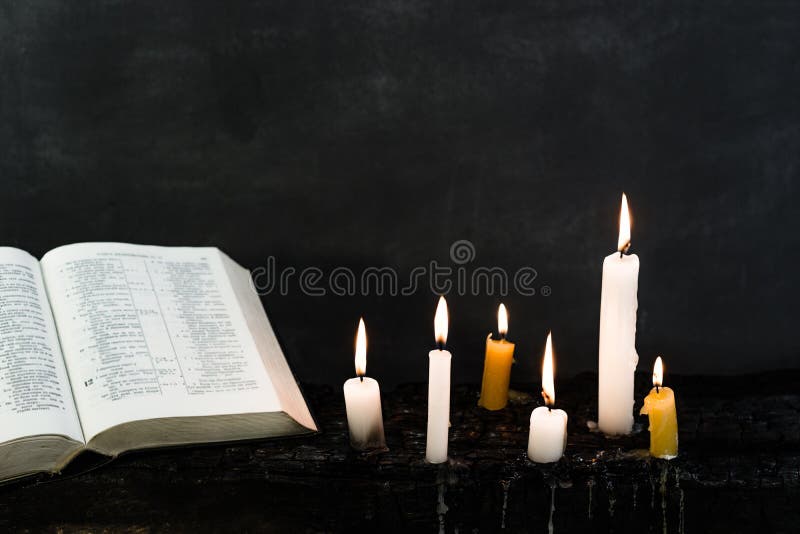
[355,317,367,377]
[434,296,448,347]
[542,331,555,406]
[497,303,508,337]
[618,192,632,253]
[652,356,663,388]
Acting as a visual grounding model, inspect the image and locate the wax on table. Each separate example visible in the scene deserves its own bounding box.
[598,193,640,435]
[640,356,678,459]
[527,332,568,463]
[426,296,451,464]
[343,318,386,450]
[478,303,515,410]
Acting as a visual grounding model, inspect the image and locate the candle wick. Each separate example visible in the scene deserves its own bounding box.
[500,333,506,341]
[437,341,444,351]
[360,376,364,383]
[656,385,660,394]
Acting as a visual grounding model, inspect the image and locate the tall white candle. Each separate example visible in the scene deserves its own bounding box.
[528,332,568,463]
[598,193,640,435]
[426,296,451,464]
[343,318,386,450]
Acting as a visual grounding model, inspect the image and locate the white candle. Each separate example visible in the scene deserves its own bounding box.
[426,296,451,464]
[528,332,568,463]
[343,318,386,450]
[598,193,640,435]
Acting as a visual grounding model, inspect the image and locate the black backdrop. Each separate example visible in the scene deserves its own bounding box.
[1,1,798,387]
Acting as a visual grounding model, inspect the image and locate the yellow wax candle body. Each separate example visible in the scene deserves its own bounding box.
[640,387,678,459]
[478,336,515,410]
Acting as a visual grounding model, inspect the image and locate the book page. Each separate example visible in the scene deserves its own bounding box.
[219,252,316,432]
[41,243,280,442]
[0,248,84,444]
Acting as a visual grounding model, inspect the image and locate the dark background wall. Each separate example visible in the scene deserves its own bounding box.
[1,1,798,387]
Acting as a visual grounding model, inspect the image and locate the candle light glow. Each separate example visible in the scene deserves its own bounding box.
[653,355,663,388]
[434,296,448,346]
[542,332,555,406]
[355,318,367,377]
[497,303,508,337]
[618,192,631,254]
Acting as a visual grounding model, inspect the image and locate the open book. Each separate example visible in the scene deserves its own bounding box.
[0,243,316,483]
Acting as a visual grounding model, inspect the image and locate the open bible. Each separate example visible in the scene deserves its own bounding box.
[0,243,316,483]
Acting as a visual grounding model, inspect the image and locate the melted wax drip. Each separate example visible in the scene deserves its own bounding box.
[650,470,656,509]
[675,467,685,534]
[606,479,616,518]
[659,464,669,534]
[548,483,556,534]
[500,479,510,529]
[437,482,448,534]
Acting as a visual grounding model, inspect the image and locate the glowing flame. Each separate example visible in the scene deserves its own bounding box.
[618,192,631,253]
[434,296,448,347]
[497,303,508,337]
[652,356,663,388]
[542,331,555,406]
[355,318,367,376]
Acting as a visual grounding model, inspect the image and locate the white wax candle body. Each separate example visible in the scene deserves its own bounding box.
[527,406,568,463]
[425,349,451,464]
[343,377,386,450]
[598,252,640,435]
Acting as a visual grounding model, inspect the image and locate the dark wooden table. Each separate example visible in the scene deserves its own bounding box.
[1,371,798,533]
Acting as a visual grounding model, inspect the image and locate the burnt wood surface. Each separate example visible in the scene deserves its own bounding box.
[1,371,798,533]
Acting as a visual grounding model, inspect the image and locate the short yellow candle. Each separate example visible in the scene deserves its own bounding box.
[478,304,515,410]
[640,356,678,459]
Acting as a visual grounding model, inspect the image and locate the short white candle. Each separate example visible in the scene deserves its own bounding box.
[343,318,386,450]
[426,296,451,464]
[528,332,568,463]
[598,193,640,435]
[528,407,568,463]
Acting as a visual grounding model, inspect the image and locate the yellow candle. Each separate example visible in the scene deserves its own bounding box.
[478,304,515,410]
[640,356,678,459]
